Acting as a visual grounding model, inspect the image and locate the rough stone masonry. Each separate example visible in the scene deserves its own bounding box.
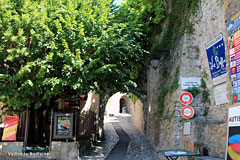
[144,0,240,159]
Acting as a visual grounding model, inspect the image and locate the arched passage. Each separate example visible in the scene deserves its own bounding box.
[105,92,144,134]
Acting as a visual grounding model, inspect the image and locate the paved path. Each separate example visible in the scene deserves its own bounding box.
[105,122,130,160]
[80,117,119,160]
[117,115,159,160]
[81,114,159,160]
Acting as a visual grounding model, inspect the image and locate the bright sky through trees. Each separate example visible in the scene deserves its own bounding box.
[114,0,122,5]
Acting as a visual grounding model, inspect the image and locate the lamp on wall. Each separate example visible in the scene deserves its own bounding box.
[151,54,159,69]
[151,50,170,69]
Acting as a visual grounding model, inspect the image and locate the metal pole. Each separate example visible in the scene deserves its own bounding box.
[74,111,77,142]
[23,109,30,151]
[49,108,53,152]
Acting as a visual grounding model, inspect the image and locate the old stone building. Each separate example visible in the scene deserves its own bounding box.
[143,0,240,159]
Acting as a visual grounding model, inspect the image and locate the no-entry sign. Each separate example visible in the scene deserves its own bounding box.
[179,92,193,105]
[181,106,194,119]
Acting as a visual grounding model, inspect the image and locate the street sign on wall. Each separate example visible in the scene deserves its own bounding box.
[179,92,193,105]
[205,33,227,86]
[180,77,201,90]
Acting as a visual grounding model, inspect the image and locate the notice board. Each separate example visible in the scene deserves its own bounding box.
[227,9,240,104]
[205,33,227,86]
[53,113,73,139]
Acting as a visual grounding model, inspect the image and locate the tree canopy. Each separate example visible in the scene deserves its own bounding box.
[0,0,147,110]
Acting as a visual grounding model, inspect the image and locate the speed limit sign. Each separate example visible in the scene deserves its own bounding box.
[179,92,193,105]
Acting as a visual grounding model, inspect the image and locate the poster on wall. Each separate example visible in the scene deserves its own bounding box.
[183,122,191,135]
[227,11,240,103]
[205,33,227,86]
[53,113,73,139]
[2,116,19,141]
[227,10,240,35]
[227,106,240,160]
[213,83,229,105]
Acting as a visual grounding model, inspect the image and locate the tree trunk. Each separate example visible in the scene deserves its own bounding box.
[98,91,113,140]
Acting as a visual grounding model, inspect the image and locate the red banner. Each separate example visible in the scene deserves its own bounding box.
[2,116,19,141]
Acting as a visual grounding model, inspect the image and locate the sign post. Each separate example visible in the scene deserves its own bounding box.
[180,77,201,90]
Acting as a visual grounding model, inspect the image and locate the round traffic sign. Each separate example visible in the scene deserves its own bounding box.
[181,106,194,119]
[179,92,193,105]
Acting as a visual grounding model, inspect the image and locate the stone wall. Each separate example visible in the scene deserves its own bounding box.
[178,0,228,158]
[79,92,99,137]
[51,141,79,160]
[145,0,236,158]
[131,98,144,134]
[0,142,24,160]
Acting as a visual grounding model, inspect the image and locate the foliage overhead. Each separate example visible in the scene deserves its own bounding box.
[120,0,199,57]
[0,0,147,110]
[121,0,166,34]
[153,0,199,52]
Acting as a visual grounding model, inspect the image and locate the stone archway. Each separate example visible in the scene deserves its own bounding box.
[97,65,148,139]
[105,92,144,134]
[105,93,131,116]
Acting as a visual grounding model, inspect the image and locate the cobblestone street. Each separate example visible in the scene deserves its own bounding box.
[80,117,119,160]
[81,114,159,160]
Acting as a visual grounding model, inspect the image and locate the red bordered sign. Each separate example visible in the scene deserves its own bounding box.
[179,92,193,105]
[181,106,194,119]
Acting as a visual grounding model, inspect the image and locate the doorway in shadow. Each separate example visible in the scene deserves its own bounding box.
[119,98,129,113]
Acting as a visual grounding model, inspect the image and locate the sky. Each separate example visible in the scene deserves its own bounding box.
[113,0,122,5]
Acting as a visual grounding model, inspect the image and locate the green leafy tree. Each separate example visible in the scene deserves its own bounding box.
[0,0,146,110]
[121,0,166,33]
